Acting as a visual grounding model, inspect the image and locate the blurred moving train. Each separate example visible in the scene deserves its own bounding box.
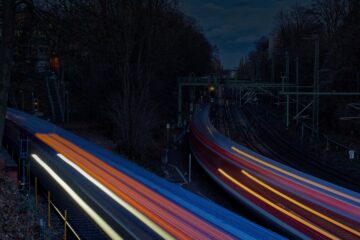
[190,105,360,240]
[3,108,284,240]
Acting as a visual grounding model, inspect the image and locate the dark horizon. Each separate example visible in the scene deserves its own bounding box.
[182,0,312,68]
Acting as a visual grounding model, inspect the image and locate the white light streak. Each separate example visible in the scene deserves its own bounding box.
[31,154,122,240]
[56,153,173,240]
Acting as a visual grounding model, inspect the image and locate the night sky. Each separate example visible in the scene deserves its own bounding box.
[181,0,311,69]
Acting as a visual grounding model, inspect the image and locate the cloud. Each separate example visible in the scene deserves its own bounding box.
[202,2,225,11]
[181,0,311,68]
[235,35,262,43]
[207,25,234,38]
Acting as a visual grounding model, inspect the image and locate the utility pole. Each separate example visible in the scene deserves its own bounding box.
[65,91,69,123]
[166,123,170,144]
[20,90,24,110]
[188,154,192,183]
[285,51,290,127]
[295,57,299,125]
[177,84,183,127]
[286,94,290,128]
[239,88,242,107]
[285,51,290,90]
[271,58,275,83]
[312,37,320,138]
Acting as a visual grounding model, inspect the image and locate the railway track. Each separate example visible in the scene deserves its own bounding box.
[229,104,360,192]
[191,105,360,239]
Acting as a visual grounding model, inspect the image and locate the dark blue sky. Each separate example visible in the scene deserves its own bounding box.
[181,0,311,69]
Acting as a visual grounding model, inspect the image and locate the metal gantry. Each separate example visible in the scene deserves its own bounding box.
[280,91,360,136]
[178,64,360,138]
[177,76,299,127]
[177,76,218,127]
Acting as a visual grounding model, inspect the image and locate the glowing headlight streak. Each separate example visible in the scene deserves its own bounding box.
[44,133,234,240]
[30,154,122,240]
[242,170,360,237]
[36,134,197,239]
[218,168,339,240]
[57,153,174,240]
[232,146,360,205]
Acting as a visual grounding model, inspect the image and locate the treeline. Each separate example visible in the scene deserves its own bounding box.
[35,0,215,164]
[238,0,360,135]
[239,0,360,87]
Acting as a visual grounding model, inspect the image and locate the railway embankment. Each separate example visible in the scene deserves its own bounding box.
[0,150,61,239]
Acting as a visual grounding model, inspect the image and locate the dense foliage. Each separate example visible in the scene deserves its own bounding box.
[37,0,215,163]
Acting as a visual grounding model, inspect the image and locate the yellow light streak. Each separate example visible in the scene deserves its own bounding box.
[57,154,174,240]
[218,168,339,240]
[242,170,360,237]
[231,147,360,204]
[31,154,123,240]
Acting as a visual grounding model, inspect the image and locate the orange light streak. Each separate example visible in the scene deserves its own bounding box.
[218,168,339,240]
[232,147,360,205]
[37,134,194,239]
[36,133,233,240]
[242,170,360,237]
[49,134,229,239]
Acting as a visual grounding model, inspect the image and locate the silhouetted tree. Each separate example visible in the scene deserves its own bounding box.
[238,0,360,134]
[37,0,214,163]
[0,0,16,151]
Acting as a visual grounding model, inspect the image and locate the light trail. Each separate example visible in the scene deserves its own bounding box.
[241,170,360,237]
[36,133,233,240]
[218,168,339,240]
[231,146,360,205]
[37,134,194,239]
[57,153,173,240]
[30,154,122,240]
